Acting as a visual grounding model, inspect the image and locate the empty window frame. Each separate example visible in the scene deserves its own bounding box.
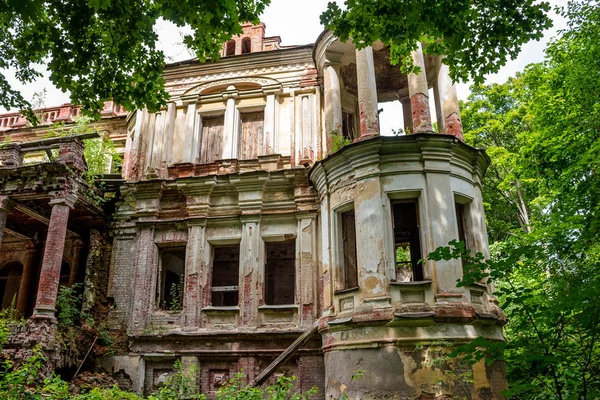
[200,115,225,164]
[211,245,240,307]
[265,240,296,305]
[238,111,264,159]
[340,209,358,290]
[157,248,186,311]
[341,111,355,141]
[455,202,470,265]
[241,37,252,54]
[392,201,423,282]
[0,262,22,310]
[225,40,236,56]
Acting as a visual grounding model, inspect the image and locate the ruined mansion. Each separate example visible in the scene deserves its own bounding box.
[0,24,506,399]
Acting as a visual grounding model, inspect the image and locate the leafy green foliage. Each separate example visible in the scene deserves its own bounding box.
[328,130,352,153]
[217,373,317,400]
[165,277,183,312]
[56,283,83,327]
[320,0,552,83]
[147,360,204,400]
[1,0,270,122]
[435,3,600,398]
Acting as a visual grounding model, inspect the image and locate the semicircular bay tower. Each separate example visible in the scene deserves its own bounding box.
[0,23,506,399]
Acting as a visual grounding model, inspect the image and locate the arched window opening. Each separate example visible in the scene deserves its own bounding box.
[0,262,23,310]
[241,37,251,54]
[60,261,71,287]
[226,40,236,56]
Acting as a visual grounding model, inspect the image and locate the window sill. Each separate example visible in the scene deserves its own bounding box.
[258,304,298,311]
[334,287,360,295]
[202,306,240,312]
[468,282,488,290]
[390,280,432,287]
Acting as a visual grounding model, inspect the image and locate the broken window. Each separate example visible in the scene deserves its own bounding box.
[392,201,423,282]
[157,248,185,311]
[0,262,22,310]
[342,111,355,140]
[199,115,225,164]
[455,202,470,265]
[241,37,251,54]
[59,261,70,286]
[265,240,296,305]
[238,111,264,159]
[340,209,358,290]
[225,40,236,56]
[211,245,240,307]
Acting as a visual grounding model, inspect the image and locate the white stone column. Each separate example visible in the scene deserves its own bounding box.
[436,57,463,140]
[239,217,261,327]
[297,214,317,327]
[422,150,464,298]
[324,64,343,137]
[183,222,206,329]
[320,192,333,316]
[162,102,177,168]
[355,46,380,139]
[407,42,433,133]
[129,226,157,331]
[0,196,12,248]
[354,174,391,309]
[183,102,197,163]
[222,86,239,159]
[264,93,277,155]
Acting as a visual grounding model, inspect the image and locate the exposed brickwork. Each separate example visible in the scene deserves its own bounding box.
[0,147,24,167]
[58,138,87,171]
[410,92,433,133]
[444,112,464,140]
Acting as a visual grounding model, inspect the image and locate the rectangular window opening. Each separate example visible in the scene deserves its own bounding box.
[157,248,186,311]
[211,245,240,307]
[392,201,423,282]
[200,115,225,164]
[239,111,264,159]
[265,240,296,305]
[342,111,355,141]
[455,202,469,266]
[340,209,358,290]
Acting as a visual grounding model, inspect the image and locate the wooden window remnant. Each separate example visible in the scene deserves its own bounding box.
[226,40,236,56]
[341,210,358,290]
[241,37,252,54]
[392,201,423,282]
[265,240,296,305]
[238,111,264,159]
[199,115,225,164]
[211,245,240,307]
[157,248,185,311]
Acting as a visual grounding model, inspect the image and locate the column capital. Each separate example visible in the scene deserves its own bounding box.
[0,195,15,212]
[49,191,77,209]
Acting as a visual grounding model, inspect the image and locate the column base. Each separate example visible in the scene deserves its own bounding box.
[353,133,378,143]
[32,305,57,319]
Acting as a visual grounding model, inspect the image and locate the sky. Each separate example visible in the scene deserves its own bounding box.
[2,0,568,134]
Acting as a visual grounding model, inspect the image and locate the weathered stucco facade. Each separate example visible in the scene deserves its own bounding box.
[0,23,506,399]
